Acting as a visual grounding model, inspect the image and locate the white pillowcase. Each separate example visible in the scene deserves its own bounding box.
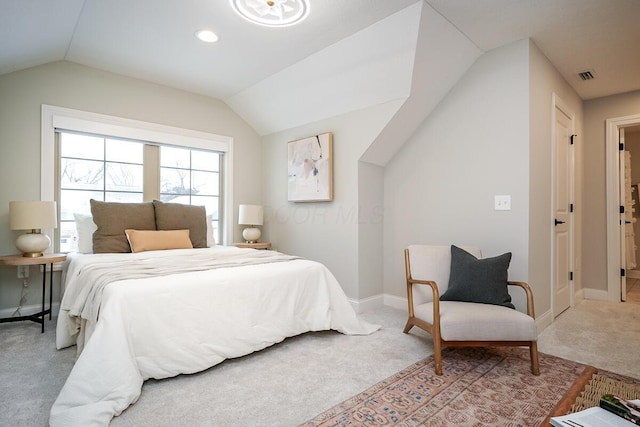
[74,212,214,252]
[74,213,98,254]
[206,214,215,247]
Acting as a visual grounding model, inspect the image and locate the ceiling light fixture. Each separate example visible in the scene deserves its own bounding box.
[196,30,219,43]
[230,0,310,27]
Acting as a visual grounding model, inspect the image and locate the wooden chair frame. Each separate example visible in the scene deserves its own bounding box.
[402,248,540,376]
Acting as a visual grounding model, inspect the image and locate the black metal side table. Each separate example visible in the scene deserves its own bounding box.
[0,253,66,332]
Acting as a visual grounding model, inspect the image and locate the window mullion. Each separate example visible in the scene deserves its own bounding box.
[144,144,160,201]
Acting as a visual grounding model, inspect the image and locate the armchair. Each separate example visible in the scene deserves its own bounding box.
[403,245,539,376]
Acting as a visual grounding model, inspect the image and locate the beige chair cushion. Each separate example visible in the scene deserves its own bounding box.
[414,300,537,342]
[407,245,481,305]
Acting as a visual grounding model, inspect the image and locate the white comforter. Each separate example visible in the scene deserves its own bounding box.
[50,247,379,426]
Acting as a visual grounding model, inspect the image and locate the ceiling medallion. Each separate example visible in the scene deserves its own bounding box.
[231,0,310,27]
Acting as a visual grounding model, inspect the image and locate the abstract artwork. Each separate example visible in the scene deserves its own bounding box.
[288,132,333,202]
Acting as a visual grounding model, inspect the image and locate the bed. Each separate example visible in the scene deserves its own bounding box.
[49,201,379,426]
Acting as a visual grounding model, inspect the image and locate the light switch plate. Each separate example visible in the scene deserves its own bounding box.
[495,195,511,211]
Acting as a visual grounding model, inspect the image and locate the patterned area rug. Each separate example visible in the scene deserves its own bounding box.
[301,347,594,427]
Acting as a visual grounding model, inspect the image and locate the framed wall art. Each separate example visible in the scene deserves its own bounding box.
[287,132,333,202]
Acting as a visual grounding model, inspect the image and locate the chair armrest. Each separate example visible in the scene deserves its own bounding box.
[508,281,535,318]
[407,279,440,302]
[404,248,441,322]
[407,278,440,319]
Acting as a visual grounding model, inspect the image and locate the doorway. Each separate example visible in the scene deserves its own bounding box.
[552,94,575,317]
[621,125,640,303]
[605,115,640,302]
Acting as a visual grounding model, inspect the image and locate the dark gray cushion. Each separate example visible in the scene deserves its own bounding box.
[90,199,156,253]
[440,245,515,309]
[152,200,207,248]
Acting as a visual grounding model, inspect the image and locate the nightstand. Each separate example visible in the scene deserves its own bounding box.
[234,242,271,250]
[0,253,66,332]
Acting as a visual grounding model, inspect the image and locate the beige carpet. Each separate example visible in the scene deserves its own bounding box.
[0,299,638,426]
[537,299,640,379]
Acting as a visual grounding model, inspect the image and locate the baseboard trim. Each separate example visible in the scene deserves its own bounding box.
[0,302,60,320]
[383,294,407,311]
[627,270,640,279]
[348,294,385,314]
[582,288,609,301]
[535,309,553,333]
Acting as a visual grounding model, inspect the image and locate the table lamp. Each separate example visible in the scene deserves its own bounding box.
[9,201,57,257]
[238,204,263,243]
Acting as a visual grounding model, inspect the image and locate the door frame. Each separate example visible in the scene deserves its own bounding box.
[551,93,575,316]
[605,113,640,302]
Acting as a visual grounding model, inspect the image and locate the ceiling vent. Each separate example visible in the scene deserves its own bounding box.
[578,69,596,81]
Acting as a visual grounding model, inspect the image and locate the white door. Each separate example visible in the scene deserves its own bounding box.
[553,104,573,316]
[619,128,627,301]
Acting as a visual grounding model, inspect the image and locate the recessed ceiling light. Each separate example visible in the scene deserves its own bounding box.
[230,0,310,27]
[196,30,219,43]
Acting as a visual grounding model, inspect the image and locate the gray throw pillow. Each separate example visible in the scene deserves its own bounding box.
[440,245,515,309]
[90,199,156,253]
[152,200,207,248]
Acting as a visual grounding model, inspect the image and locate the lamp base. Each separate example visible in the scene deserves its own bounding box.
[242,227,261,244]
[16,231,50,257]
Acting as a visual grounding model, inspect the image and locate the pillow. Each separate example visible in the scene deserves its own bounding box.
[153,200,207,248]
[125,229,193,253]
[90,199,156,253]
[74,213,97,254]
[206,214,215,247]
[440,245,515,309]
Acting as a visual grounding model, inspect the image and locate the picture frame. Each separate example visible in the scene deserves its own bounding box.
[287,132,333,202]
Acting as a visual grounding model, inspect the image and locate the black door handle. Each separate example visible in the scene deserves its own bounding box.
[554,219,565,226]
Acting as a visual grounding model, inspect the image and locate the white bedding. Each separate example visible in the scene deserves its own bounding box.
[50,247,379,426]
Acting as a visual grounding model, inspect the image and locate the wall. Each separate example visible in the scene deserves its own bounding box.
[383,40,531,300]
[261,100,402,299]
[0,60,262,312]
[528,40,584,316]
[583,90,640,291]
[357,161,384,301]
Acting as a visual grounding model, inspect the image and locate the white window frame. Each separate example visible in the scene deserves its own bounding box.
[41,104,234,246]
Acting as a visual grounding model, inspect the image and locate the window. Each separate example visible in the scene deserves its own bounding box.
[57,132,222,253]
[160,146,220,207]
[42,105,234,252]
[160,146,221,238]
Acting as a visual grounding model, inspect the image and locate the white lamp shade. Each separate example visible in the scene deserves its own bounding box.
[10,201,57,230]
[238,204,263,226]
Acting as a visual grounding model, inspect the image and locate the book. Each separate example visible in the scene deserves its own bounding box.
[600,395,640,425]
[550,399,640,427]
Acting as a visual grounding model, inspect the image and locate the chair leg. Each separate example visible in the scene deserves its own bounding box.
[530,341,540,376]
[433,338,442,375]
[403,319,414,334]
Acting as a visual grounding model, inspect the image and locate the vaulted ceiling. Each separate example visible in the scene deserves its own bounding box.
[2,0,639,135]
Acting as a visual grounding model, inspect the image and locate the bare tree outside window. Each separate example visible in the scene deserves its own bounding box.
[57,132,222,252]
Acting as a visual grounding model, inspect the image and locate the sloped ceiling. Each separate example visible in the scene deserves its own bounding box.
[1,0,639,139]
[0,0,418,99]
[227,3,423,136]
[360,4,482,166]
[427,0,640,101]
